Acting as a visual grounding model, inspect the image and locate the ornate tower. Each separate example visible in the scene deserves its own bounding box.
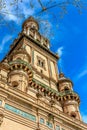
[58,72,81,120]
[0,16,87,130]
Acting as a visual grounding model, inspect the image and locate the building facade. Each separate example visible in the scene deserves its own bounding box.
[0,16,87,130]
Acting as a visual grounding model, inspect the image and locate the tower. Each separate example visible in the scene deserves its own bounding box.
[0,16,87,130]
[8,48,33,92]
[57,72,81,120]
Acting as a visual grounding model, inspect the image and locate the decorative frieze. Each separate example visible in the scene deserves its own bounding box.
[31,78,80,104]
[5,104,36,122]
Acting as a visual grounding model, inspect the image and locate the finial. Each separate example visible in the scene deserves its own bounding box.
[59,72,64,78]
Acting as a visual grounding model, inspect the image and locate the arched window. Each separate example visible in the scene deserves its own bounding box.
[71,112,76,118]
[64,86,69,91]
[12,81,19,88]
[16,57,22,60]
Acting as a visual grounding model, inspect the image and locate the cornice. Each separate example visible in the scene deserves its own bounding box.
[1,33,59,62]
[30,78,80,104]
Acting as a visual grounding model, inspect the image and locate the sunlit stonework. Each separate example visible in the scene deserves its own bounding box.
[0,16,87,130]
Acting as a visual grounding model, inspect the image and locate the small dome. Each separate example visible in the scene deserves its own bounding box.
[58,72,73,86]
[22,16,39,31]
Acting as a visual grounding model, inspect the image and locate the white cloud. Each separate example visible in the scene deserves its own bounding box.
[21,4,34,19]
[0,35,12,52]
[5,13,17,22]
[82,115,87,123]
[0,0,35,23]
[56,46,64,57]
[78,70,87,79]
[73,62,87,82]
[56,46,64,72]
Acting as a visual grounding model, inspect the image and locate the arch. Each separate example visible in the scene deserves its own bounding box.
[12,81,19,88]
[64,86,70,91]
[70,112,77,118]
[16,57,22,60]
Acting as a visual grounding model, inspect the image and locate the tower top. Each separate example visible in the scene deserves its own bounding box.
[22,16,39,31]
[58,72,73,86]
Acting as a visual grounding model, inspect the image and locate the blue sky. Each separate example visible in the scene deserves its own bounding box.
[0,0,87,123]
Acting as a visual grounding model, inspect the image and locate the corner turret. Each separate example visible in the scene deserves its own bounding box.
[57,72,82,120]
[58,72,73,92]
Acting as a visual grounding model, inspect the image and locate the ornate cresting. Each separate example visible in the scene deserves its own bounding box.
[5,104,36,122]
[57,72,82,120]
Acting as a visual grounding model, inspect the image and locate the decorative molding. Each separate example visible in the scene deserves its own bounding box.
[31,78,80,104]
[5,104,36,122]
